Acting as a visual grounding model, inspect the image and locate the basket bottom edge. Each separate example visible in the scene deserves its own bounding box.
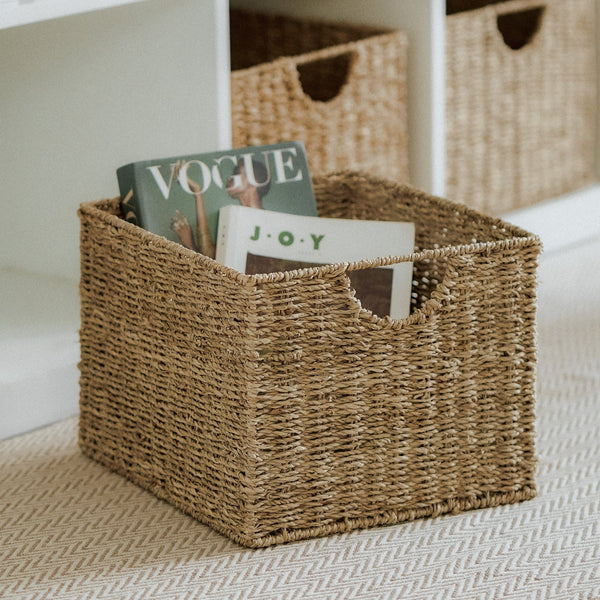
[235,485,537,548]
[78,438,536,549]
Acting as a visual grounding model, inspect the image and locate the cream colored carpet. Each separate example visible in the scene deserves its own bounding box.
[1,238,599,600]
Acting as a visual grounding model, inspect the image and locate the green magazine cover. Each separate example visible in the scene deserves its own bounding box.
[117,141,317,258]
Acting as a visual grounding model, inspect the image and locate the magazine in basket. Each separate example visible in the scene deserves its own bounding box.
[216,205,416,319]
[117,141,317,258]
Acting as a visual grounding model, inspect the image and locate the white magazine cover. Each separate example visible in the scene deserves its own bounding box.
[216,205,415,320]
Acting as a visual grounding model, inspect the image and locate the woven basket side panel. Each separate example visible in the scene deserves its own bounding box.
[78,202,261,541]
[231,31,408,181]
[313,171,534,313]
[445,0,597,213]
[245,243,538,544]
[312,172,522,247]
[229,9,384,71]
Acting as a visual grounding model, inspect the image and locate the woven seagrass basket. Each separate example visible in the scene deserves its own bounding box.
[78,171,541,548]
[446,0,597,214]
[230,9,408,182]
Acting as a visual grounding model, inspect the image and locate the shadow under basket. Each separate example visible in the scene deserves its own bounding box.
[78,172,541,548]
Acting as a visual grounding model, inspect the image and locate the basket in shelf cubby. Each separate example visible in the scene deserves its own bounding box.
[230,9,409,182]
[78,171,541,548]
[445,0,597,214]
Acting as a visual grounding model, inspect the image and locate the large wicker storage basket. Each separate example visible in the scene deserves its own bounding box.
[230,9,408,182]
[446,0,597,214]
[78,172,541,548]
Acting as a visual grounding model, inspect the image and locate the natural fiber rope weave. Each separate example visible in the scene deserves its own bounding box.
[230,9,408,182]
[445,0,597,213]
[76,171,541,548]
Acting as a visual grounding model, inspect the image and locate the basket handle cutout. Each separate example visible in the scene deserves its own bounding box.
[295,51,355,103]
[334,252,460,329]
[343,267,396,320]
[496,6,545,50]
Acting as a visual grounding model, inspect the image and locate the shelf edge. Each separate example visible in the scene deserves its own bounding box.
[502,184,600,255]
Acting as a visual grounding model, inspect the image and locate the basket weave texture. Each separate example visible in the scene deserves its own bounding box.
[446,0,597,214]
[78,172,541,548]
[230,10,408,182]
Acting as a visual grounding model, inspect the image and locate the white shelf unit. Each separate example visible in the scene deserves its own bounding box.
[230,0,600,253]
[0,268,80,440]
[2,0,599,440]
[1,0,231,440]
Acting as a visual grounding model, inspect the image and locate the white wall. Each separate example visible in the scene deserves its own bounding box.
[0,0,230,282]
[597,0,600,178]
[0,0,230,441]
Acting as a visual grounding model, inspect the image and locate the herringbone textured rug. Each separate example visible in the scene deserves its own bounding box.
[1,238,599,600]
